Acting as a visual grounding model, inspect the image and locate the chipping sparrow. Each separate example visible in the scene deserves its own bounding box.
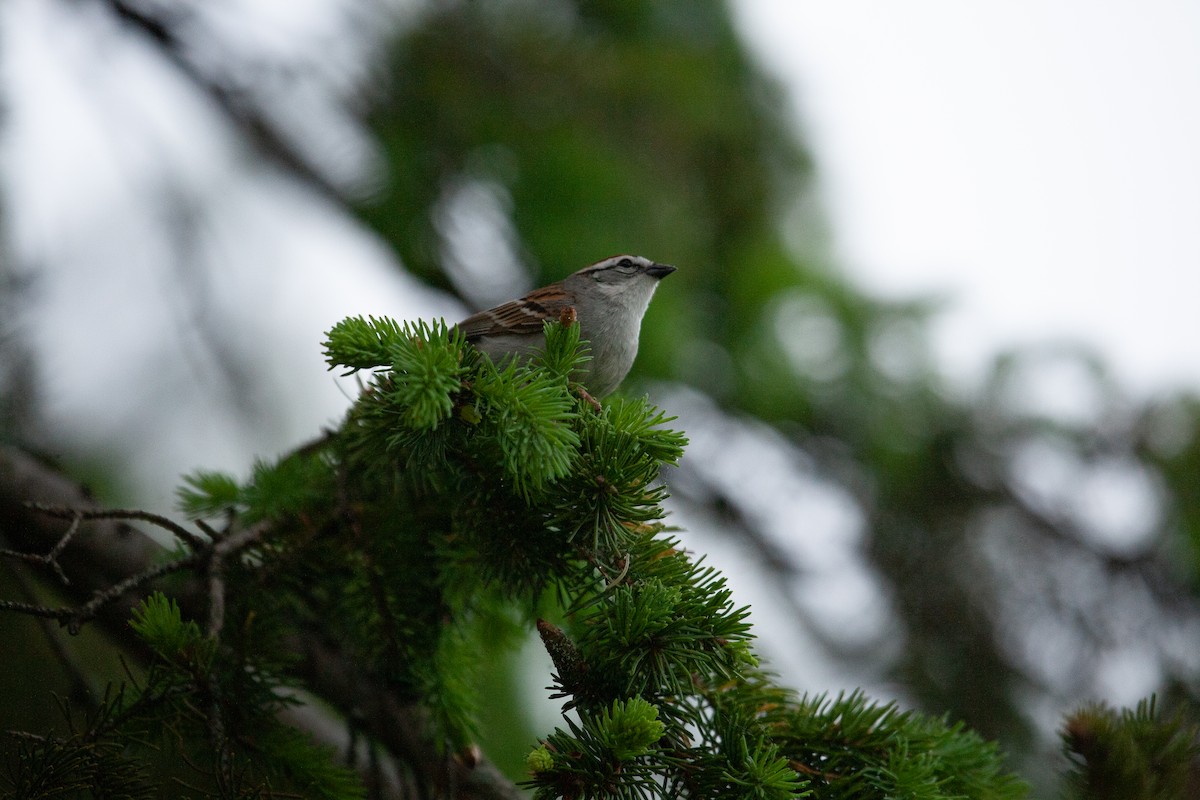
[457,255,675,397]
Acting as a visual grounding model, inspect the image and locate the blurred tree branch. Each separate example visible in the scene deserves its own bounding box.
[102,0,350,204]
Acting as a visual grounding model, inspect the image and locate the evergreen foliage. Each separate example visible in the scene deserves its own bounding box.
[4,315,1197,798]
[2,592,363,799]
[3,698,156,800]
[163,319,1039,796]
[1061,696,1200,800]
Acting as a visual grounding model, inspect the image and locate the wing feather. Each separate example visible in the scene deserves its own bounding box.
[457,285,574,340]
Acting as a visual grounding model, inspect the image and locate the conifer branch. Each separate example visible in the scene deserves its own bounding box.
[0,321,1038,799]
[0,443,523,800]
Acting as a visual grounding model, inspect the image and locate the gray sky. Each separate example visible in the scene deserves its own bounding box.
[736,1,1200,397]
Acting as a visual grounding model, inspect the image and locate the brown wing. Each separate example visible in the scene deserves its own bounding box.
[457,284,574,341]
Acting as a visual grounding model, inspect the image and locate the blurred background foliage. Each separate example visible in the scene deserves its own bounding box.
[2,0,1199,793]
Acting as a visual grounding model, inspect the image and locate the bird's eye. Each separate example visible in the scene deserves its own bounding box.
[617,258,635,270]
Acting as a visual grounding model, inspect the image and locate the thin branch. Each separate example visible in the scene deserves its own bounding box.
[44,511,82,582]
[0,545,71,585]
[0,509,79,584]
[0,597,75,619]
[204,518,274,639]
[211,519,270,557]
[67,553,203,634]
[7,505,270,638]
[27,503,209,551]
[0,553,202,635]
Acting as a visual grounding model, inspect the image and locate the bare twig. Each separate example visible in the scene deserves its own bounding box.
[8,503,271,638]
[69,554,203,634]
[204,518,274,639]
[27,504,209,551]
[0,596,65,618]
[211,519,269,557]
[0,509,80,585]
[2,504,210,590]
[0,553,202,635]
[0,545,72,585]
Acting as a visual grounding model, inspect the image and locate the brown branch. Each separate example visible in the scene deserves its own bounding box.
[0,508,79,584]
[1,503,216,633]
[205,519,270,638]
[26,504,209,551]
[64,555,203,635]
[0,444,524,800]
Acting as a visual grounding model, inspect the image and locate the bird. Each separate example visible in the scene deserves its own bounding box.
[456,255,675,397]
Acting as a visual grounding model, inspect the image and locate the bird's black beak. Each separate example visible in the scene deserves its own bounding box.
[646,263,676,279]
